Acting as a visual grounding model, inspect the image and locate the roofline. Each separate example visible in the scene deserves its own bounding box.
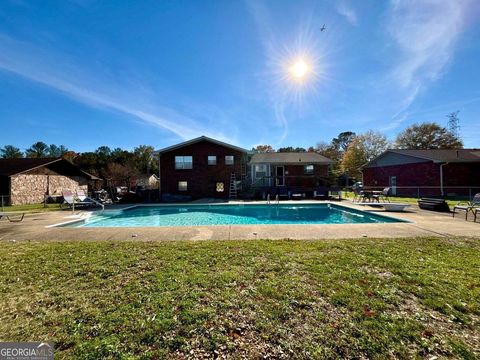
[363,148,480,169]
[8,158,63,176]
[157,136,248,154]
[80,170,102,180]
[386,149,439,162]
[5,157,101,180]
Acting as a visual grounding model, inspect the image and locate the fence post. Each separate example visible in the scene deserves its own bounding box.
[469,188,472,201]
[417,187,420,199]
[1,196,4,212]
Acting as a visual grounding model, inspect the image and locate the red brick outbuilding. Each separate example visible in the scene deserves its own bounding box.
[362,149,480,197]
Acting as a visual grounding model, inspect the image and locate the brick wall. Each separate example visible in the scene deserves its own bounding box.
[160,140,246,199]
[363,161,480,196]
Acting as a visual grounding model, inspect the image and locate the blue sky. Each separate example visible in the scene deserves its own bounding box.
[0,0,479,152]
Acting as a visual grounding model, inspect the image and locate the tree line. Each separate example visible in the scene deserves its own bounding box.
[0,141,158,187]
[1,114,463,183]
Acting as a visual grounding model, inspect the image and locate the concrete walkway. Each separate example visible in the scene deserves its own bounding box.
[0,201,478,242]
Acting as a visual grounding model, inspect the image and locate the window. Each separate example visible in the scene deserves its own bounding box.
[225,155,234,165]
[178,181,188,191]
[175,156,192,169]
[255,164,268,179]
[208,155,217,165]
[304,164,314,174]
[216,182,224,192]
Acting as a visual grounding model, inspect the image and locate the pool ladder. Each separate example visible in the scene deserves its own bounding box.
[266,194,279,205]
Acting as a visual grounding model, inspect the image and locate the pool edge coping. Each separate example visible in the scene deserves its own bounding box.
[46,201,412,228]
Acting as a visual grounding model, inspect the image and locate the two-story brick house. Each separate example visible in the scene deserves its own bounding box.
[158,136,248,199]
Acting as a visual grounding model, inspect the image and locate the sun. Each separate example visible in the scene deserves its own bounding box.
[290,59,309,79]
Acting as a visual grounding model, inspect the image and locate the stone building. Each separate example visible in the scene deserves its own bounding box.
[0,158,99,205]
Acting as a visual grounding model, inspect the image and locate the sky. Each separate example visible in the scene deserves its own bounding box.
[0,0,479,153]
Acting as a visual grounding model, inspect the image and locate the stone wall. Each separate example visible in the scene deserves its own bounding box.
[10,174,88,205]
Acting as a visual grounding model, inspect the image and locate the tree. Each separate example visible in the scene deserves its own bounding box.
[277,146,306,152]
[95,146,112,158]
[332,131,356,152]
[340,131,389,180]
[61,151,79,162]
[105,162,138,189]
[252,145,274,153]
[0,145,23,159]
[359,130,390,161]
[133,145,156,174]
[340,138,366,180]
[26,141,49,158]
[395,122,463,149]
[47,144,69,158]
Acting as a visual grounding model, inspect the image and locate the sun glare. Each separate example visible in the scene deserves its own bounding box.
[290,59,309,79]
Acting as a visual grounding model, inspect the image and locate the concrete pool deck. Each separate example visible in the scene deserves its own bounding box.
[0,200,478,242]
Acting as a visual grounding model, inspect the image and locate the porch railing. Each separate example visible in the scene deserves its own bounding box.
[250,175,323,188]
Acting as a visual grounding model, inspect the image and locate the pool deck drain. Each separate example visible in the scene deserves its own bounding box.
[0,200,478,242]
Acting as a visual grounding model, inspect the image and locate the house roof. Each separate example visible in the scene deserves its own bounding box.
[249,152,334,165]
[0,158,100,179]
[384,149,480,163]
[157,136,248,154]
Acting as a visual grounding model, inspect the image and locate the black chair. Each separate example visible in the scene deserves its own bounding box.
[313,186,328,200]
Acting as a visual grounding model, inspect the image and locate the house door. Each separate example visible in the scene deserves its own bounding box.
[276,166,285,186]
[389,176,397,195]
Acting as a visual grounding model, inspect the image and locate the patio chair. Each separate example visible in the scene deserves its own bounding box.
[276,187,290,200]
[474,207,479,222]
[453,193,480,220]
[313,186,328,200]
[76,189,96,202]
[61,190,94,209]
[352,187,364,202]
[328,187,342,201]
[372,187,391,203]
[0,212,25,222]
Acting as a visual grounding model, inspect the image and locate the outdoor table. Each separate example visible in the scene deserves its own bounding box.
[360,190,383,202]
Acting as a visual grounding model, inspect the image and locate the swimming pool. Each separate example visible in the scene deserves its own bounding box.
[65,203,406,227]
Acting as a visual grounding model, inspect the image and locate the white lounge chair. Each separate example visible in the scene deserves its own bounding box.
[61,190,94,209]
[76,189,91,202]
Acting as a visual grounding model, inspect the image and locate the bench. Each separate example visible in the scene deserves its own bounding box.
[417,198,450,212]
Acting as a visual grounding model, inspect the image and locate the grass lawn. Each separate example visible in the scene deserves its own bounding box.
[0,203,63,213]
[0,237,478,359]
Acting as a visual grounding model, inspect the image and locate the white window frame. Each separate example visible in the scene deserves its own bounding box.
[225,155,234,165]
[304,164,314,174]
[255,164,268,179]
[208,155,217,165]
[175,156,193,169]
[178,181,188,191]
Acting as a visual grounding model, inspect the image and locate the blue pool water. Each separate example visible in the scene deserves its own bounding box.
[69,204,405,227]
